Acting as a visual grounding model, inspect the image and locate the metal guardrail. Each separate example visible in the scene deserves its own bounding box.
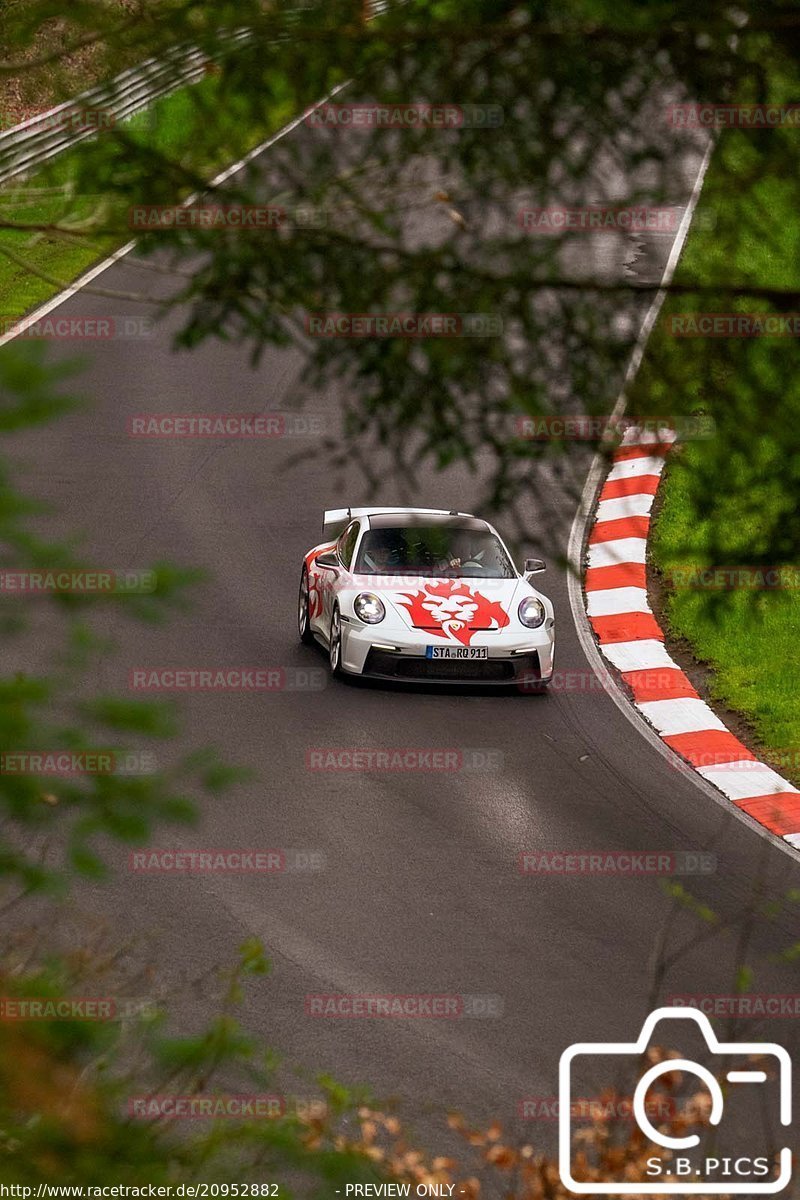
[0,28,260,187]
[0,3,392,188]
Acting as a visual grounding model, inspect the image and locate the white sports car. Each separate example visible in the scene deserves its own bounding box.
[298,507,555,687]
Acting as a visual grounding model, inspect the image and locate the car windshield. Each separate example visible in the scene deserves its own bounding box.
[353,526,517,578]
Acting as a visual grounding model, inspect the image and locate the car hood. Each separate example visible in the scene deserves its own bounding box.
[351,575,534,634]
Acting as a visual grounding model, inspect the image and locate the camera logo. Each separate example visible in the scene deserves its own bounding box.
[559,1006,792,1194]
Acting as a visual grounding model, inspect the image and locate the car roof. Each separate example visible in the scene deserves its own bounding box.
[365,512,491,532]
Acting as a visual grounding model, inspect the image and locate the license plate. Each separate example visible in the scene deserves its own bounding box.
[425,646,488,660]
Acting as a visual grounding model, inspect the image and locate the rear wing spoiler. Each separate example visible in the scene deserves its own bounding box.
[322,506,472,541]
[322,508,355,541]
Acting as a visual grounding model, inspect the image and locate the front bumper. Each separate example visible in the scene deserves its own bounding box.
[340,620,555,687]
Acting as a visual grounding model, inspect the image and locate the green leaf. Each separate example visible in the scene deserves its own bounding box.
[239,939,270,976]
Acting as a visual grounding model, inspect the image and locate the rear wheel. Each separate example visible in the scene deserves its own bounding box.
[298,567,315,645]
[329,605,345,678]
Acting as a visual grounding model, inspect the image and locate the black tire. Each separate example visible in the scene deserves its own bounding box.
[298,567,315,645]
[328,605,345,678]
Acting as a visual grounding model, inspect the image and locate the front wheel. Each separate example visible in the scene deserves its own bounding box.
[328,605,345,678]
[298,567,315,645]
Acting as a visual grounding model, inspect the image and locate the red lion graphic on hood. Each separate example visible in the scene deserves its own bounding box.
[397,580,510,646]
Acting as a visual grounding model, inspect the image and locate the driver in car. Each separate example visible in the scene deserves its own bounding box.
[361,540,403,573]
[439,535,486,572]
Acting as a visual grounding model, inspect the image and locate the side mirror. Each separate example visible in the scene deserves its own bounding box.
[524,557,546,575]
[315,551,339,570]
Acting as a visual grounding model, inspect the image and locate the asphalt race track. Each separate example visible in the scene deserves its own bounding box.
[5,110,800,1152]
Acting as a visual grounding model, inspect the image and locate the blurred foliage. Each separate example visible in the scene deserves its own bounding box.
[0,953,748,1194]
[0,343,239,892]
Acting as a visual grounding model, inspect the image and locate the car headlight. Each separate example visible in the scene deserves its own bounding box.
[354,592,385,624]
[518,596,546,628]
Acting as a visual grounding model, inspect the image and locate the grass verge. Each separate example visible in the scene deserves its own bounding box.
[629,71,800,784]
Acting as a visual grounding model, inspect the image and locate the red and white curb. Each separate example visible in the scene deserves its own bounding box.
[584,427,800,849]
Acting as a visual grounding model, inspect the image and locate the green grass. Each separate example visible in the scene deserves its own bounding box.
[0,75,294,323]
[650,474,800,775]
[631,72,800,781]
